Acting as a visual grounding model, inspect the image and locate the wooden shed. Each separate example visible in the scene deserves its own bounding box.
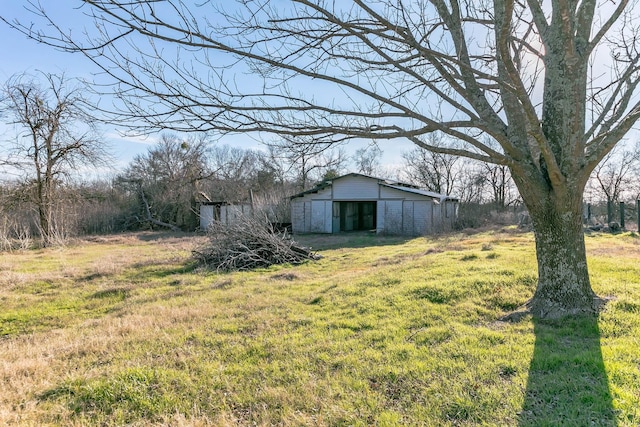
[290,173,458,236]
[199,202,253,230]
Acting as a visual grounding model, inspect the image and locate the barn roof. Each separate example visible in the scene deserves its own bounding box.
[380,183,458,202]
[290,172,457,202]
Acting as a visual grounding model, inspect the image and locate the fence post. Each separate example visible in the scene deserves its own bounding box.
[607,200,613,224]
[637,200,640,232]
[620,201,625,229]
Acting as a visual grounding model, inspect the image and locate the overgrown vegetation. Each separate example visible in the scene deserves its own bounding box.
[0,229,639,425]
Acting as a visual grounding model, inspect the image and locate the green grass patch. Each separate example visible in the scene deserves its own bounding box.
[41,367,198,425]
[0,230,639,425]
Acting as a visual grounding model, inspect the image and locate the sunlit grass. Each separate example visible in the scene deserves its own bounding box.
[0,229,638,425]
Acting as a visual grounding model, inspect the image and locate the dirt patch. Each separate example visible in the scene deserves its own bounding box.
[373,253,422,266]
[270,272,300,281]
[82,231,204,247]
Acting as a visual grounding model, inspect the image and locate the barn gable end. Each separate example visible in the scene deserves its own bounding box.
[332,174,379,200]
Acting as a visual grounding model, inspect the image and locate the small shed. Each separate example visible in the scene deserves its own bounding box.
[199,202,252,230]
[290,173,458,236]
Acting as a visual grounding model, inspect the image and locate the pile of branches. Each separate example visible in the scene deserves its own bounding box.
[193,216,320,272]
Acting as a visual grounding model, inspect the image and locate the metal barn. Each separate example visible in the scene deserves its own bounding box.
[290,173,458,236]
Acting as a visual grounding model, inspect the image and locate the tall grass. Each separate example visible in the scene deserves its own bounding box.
[0,229,638,425]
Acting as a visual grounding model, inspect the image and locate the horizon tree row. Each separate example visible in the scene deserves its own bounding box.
[2,72,640,248]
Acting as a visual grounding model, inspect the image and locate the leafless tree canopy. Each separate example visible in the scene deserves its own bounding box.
[352,145,383,177]
[402,145,461,196]
[6,1,638,174]
[116,134,214,230]
[0,72,109,245]
[587,142,640,203]
[266,135,349,191]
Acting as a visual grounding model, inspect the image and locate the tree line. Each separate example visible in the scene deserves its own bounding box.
[2,72,638,249]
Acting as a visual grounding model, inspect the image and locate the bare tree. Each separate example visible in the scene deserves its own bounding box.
[482,163,517,209]
[267,136,348,190]
[117,133,213,230]
[587,143,640,205]
[1,72,108,245]
[10,1,640,318]
[199,143,291,208]
[456,162,488,205]
[205,144,264,203]
[352,144,383,177]
[402,146,460,196]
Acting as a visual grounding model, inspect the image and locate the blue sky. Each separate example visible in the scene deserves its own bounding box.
[2,1,636,181]
[0,3,155,173]
[0,1,414,179]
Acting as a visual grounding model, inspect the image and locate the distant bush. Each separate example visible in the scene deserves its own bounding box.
[455,202,525,229]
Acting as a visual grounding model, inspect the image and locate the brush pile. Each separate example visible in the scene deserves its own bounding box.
[193,216,320,272]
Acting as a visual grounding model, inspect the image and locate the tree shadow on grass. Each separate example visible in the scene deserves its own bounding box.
[519,315,617,426]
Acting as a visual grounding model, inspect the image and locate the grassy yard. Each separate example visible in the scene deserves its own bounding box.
[0,228,639,426]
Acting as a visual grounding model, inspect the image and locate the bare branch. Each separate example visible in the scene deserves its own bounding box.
[3,0,639,207]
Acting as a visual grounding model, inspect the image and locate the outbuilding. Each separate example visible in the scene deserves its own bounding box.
[290,173,458,236]
[199,202,253,230]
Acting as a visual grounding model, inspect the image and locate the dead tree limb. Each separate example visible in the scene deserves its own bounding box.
[193,215,319,272]
[138,184,181,232]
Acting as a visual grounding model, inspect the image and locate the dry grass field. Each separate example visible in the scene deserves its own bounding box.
[0,228,639,426]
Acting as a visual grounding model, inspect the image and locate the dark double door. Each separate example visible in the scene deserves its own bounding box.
[333,201,376,232]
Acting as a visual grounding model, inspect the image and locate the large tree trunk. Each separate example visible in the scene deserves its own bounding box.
[526,197,598,319]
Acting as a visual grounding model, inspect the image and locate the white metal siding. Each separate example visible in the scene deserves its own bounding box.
[311,200,332,233]
[413,201,430,235]
[199,205,215,230]
[311,187,333,200]
[220,204,252,225]
[422,202,433,234]
[333,175,379,200]
[379,186,433,201]
[379,186,407,200]
[401,201,435,236]
[402,201,415,235]
[324,201,333,232]
[382,200,403,235]
[291,201,305,233]
[432,202,442,229]
[303,201,312,232]
[376,201,385,233]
